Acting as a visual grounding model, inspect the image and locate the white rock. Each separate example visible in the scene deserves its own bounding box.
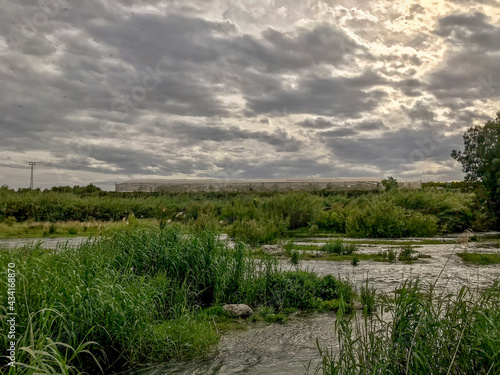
[222,304,254,318]
[261,244,284,255]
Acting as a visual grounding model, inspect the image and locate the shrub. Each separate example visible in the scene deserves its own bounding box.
[381,176,399,191]
[398,245,418,261]
[321,239,343,254]
[345,201,439,238]
[381,248,397,262]
[4,216,16,226]
[389,189,474,232]
[321,240,358,255]
[263,192,324,229]
[67,227,78,235]
[228,215,289,246]
[48,222,57,234]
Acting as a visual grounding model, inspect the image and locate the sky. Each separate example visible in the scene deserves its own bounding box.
[0,0,499,190]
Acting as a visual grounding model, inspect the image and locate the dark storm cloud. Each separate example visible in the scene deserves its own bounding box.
[298,117,337,129]
[158,122,304,152]
[298,118,386,132]
[246,71,389,116]
[323,127,463,172]
[47,143,211,176]
[425,12,500,106]
[398,78,424,97]
[207,157,378,180]
[1,1,498,188]
[405,101,436,122]
[223,23,364,73]
[434,12,500,50]
[355,120,387,131]
[319,128,358,137]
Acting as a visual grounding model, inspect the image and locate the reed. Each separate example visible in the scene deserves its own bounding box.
[0,223,353,374]
[314,279,500,374]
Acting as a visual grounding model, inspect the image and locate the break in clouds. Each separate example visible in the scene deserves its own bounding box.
[0,0,499,189]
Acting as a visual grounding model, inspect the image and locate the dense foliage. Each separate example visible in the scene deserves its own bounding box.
[452,112,500,226]
[315,280,500,375]
[0,224,353,374]
[0,186,481,240]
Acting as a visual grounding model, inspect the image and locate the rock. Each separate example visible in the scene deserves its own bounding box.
[222,304,254,318]
[261,244,284,255]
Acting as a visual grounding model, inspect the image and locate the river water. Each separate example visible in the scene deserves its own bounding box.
[0,236,89,249]
[141,238,500,375]
[3,235,500,374]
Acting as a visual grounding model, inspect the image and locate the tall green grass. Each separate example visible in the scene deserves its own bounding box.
[314,279,500,374]
[0,224,353,374]
[0,188,482,239]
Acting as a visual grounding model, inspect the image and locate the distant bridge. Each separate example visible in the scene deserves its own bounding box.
[115,178,422,193]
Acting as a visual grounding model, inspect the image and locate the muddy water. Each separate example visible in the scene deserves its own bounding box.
[143,312,337,375]
[0,236,89,249]
[4,236,499,374]
[290,242,500,294]
[141,240,500,375]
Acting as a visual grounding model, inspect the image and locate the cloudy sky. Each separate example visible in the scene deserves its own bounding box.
[1,0,499,190]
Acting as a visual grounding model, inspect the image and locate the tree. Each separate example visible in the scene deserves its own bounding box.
[451,112,500,223]
[382,176,398,191]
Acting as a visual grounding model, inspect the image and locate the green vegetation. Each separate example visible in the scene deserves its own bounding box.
[378,245,423,262]
[290,249,301,265]
[398,245,419,261]
[321,239,358,255]
[452,111,500,228]
[381,176,398,191]
[314,280,500,374]
[0,185,482,241]
[0,224,353,374]
[457,252,500,265]
[0,220,144,239]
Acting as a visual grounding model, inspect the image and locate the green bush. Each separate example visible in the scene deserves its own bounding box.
[249,271,353,310]
[381,248,397,262]
[263,192,324,229]
[345,201,438,238]
[389,189,474,232]
[67,227,78,235]
[0,187,484,235]
[3,216,16,226]
[321,240,358,255]
[228,215,289,246]
[398,245,418,261]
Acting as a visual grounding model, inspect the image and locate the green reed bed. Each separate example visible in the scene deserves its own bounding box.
[0,224,353,374]
[314,279,500,375]
[0,188,482,242]
[457,252,500,265]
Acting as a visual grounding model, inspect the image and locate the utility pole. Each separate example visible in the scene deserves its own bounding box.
[28,162,36,189]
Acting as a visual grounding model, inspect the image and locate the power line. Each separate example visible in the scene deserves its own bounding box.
[28,162,36,189]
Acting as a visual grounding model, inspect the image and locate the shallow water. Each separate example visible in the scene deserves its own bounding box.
[141,240,500,375]
[0,236,89,249]
[289,242,500,294]
[142,312,337,375]
[4,235,499,374]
